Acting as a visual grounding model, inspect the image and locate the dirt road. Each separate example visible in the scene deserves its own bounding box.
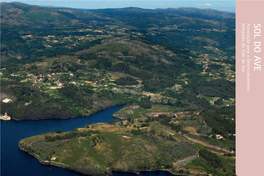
[173,155,197,166]
[183,134,232,153]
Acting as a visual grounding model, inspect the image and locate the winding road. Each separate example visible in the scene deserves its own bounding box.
[183,134,232,153]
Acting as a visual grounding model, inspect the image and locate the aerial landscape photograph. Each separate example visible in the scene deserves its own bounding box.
[1,0,236,176]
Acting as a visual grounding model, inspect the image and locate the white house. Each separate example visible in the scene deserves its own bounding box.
[2,98,13,103]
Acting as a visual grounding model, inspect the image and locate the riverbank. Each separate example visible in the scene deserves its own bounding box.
[19,140,189,176]
[18,120,198,176]
[19,143,189,176]
[12,103,124,121]
[111,104,176,120]
[19,140,109,176]
[14,106,236,176]
[2,106,125,176]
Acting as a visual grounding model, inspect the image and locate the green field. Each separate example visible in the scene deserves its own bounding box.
[112,104,176,119]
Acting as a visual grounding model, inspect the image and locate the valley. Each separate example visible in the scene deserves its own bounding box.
[1,2,236,176]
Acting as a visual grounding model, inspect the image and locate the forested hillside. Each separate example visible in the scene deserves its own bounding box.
[1,2,236,176]
[1,2,235,121]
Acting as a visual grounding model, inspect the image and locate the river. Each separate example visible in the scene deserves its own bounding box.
[1,106,178,176]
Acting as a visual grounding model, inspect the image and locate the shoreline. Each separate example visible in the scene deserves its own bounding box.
[16,105,203,176]
[19,142,189,176]
[12,104,124,121]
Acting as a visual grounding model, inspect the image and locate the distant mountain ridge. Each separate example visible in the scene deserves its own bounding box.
[1,2,235,61]
[1,2,235,27]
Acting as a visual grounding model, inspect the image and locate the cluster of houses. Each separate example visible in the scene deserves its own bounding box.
[3,70,135,91]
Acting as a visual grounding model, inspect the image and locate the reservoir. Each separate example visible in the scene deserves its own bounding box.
[1,106,177,176]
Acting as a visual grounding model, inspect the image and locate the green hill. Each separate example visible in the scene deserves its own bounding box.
[1,2,235,120]
[0,3,236,175]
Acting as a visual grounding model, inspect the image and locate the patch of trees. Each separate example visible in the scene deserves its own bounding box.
[147,114,183,133]
[130,129,142,136]
[214,98,223,105]
[158,132,176,142]
[129,126,159,143]
[0,82,103,120]
[140,103,152,109]
[191,149,236,175]
[1,97,72,120]
[58,83,94,106]
[186,79,235,99]
[0,83,72,119]
[171,123,183,132]
[158,114,172,126]
[143,78,175,92]
[50,61,85,73]
[114,76,138,86]
[111,63,130,73]
[208,63,223,70]
[140,123,149,127]
[111,63,153,81]
[164,86,215,109]
[130,69,154,80]
[45,130,98,142]
[90,135,105,147]
[199,149,223,169]
[130,56,155,71]
[181,90,212,108]
[68,63,85,72]
[78,53,100,61]
[202,107,235,138]
[24,109,71,120]
[94,58,112,70]
[142,130,159,143]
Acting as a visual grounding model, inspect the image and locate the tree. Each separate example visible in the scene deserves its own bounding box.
[110,119,115,125]
[55,129,62,133]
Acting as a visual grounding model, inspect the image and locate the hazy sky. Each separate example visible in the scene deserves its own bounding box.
[2,0,236,12]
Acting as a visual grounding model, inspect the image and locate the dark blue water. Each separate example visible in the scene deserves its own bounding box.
[1,106,176,176]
